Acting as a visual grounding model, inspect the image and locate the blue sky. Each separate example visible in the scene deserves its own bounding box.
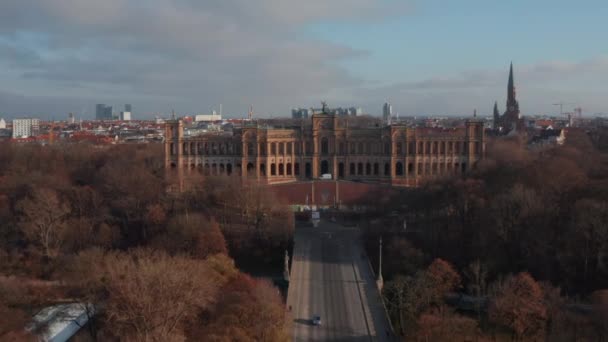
[1,0,607,119]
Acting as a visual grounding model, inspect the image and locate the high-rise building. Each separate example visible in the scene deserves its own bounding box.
[96,104,113,120]
[12,118,40,138]
[383,102,393,124]
[68,113,75,124]
[0,118,6,129]
[120,111,132,121]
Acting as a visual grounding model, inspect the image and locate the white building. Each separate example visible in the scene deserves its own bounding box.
[383,102,393,124]
[195,112,222,122]
[12,118,40,138]
[120,111,132,121]
[0,118,6,129]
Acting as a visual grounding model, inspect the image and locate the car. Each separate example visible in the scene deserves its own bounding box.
[311,315,322,326]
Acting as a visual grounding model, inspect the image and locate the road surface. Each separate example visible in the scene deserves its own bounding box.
[286,220,393,342]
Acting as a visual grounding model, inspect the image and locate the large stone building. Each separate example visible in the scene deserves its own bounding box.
[165,112,485,187]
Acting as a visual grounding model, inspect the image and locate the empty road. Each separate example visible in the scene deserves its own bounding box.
[286,220,393,342]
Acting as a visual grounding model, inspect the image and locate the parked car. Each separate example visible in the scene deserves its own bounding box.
[311,315,322,326]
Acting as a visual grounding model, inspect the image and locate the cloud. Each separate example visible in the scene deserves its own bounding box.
[349,57,608,116]
[0,0,410,118]
[1,1,607,118]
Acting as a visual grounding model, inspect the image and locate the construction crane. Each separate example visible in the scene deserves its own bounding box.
[552,102,576,116]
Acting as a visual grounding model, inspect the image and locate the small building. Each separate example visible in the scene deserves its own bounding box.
[26,303,96,342]
[195,113,222,122]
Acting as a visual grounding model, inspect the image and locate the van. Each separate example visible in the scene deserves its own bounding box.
[320,173,332,180]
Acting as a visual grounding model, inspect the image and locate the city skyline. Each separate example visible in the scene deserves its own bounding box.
[1,1,608,118]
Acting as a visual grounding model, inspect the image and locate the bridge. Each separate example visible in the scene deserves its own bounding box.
[286,220,394,341]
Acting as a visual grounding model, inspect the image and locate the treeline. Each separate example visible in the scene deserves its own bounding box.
[365,130,608,340]
[0,143,292,340]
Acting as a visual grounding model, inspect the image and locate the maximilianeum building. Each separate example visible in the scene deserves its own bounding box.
[165,113,485,187]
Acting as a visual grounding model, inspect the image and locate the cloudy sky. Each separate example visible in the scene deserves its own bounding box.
[1,0,608,119]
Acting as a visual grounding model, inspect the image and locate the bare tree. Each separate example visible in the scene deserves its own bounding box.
[17,188,70,258]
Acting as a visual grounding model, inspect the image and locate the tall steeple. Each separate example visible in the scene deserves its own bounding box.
[508,62,515,102]
[506,62,519,114]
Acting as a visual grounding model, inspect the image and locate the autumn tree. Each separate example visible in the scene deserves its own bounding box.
[198,274,288,341]
[384,259,461,336]
[16,188,71,258]
[69,248,220,341]
[152,213,228,259]
[416,307,480,341]
[489,272,547,340]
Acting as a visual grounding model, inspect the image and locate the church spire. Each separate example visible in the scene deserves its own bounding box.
[505,62,519,115]
[508,62,515,103]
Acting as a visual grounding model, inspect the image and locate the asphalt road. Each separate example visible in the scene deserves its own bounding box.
[286,220,393,342]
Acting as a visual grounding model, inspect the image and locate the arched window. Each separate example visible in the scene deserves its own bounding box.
[279,163,284,175]
[373,163,379,175]
[321,160,329,174]
[366,163,371,175]
[247,163,254,177]
[321,137,329,155]
[219,163,225,174]
[384,163,390,176]
[294,163,300,176]
[270,163,276,176]
[396,162,404,176]
[287,163,292,175]
[350,163,356,175]
[227,164,233,175]
[357,163,363,175]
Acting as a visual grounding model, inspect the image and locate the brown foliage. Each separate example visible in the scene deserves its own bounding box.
[416,307,480,341]
[489,272,547,340]
[198,274,288,342]
[16,188,70,258]
[69,248,220,341]
[152,214,228,259]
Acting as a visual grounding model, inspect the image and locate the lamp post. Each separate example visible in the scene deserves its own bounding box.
[377,236,384,290]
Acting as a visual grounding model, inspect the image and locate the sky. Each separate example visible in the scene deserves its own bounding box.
[1,0,608,119]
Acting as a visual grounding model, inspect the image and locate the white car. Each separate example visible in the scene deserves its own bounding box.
[312,315,322,326]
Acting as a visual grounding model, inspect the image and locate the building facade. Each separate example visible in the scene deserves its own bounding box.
[95,104,113,120]
[12,118,40,138]
[165,114,485,187]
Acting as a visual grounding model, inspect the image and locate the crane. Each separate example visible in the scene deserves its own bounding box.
[552,102,576,116]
